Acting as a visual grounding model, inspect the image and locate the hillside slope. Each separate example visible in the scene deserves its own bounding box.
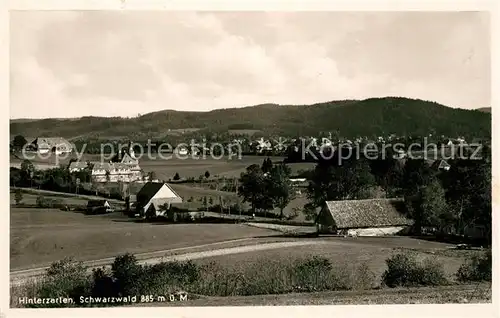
[10,97,491,139]
[477,107,491,113]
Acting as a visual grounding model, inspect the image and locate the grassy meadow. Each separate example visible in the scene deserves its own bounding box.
[10,207,278,270]
[11,152,314,179]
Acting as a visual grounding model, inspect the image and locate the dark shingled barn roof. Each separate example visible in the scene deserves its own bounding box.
[136,182,181,203]
[324,198,412,229]
[136,182,165,202]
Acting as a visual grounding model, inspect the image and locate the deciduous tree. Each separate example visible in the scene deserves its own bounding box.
[307,157,376,209]
[267,163,294,219]
[14,189,23,205]
[238,164,268,214]
[261,157,273,174]
[13,135,28,150]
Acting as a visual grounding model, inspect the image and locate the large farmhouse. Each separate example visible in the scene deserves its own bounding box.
[91,162,143,183]
[68,160,143,183]
[68,141,143,183]
[134,182,183,219]
[315,198,413,236]
[110,143,142,180]
[31,137,73,154]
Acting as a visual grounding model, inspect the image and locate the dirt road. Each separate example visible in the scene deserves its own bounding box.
[10,239,325,286]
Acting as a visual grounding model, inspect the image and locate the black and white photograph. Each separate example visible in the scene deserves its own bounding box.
[3,3,496,316]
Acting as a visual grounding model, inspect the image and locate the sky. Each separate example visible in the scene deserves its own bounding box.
[10,11,490,119]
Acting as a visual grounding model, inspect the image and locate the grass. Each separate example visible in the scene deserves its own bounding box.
[11,153,312,219]
[227,129,262,136]
[168,183,311,221]
[140,156,288,179]
[193,237,470,287]
[10,207,278,270]
[10,187,125,204]
[11,152,288,178]
[10,250,491,308]
[137,283,492,306]
[10,192,89,206]
[245,222,316,234]
[10,254,375,307]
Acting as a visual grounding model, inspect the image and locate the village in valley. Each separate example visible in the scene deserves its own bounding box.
[10,131,489,224]
[9,122,492,307]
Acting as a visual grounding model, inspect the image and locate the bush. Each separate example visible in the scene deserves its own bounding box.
[349,262,376,290]
[192,256,371,296]
[33,258,92,308]
[288,256,356,292]
[111,253,144,296]
[109,187,123,200]
[14,189,23,205]
[140,261,200,295]
[456,250,492,282]
[286,207,300,220]
[91,267,116,299]
[35,195,65,209]
[17,255,379,307]
[413,258,448,286]
[382,253,448,287]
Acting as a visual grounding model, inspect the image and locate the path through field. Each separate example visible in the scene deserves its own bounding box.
[10,240,325,286]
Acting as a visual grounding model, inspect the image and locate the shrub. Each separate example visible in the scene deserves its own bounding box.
[14,189,23,205]
[382,253,418,287]
[35,195,65,209]
[382,252,448,287]
[33,258,91,308]
[17,255,380,307]
[286,207,300,220]
[140,261,201,295]
[349,262,376,290]
[191,256,371,297]
[111,253,144,296]
[91,267,117,299]
[292,256,335,292]
[173,173,181,181]
[36,195,45,207]
[456,250,492,282]
[412,258,448,286]
[109,187,123,200]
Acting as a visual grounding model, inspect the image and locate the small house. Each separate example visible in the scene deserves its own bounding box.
[174,147,189,156]
[68,161,89,173]
[31,137,73,155]
[86,200,112,215]
[315,198,412,236]
[431,160,451,171]
[135,182,183,219]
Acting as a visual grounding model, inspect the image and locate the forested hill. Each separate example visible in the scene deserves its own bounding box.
[477,107,491,113]
[10,97,491,140]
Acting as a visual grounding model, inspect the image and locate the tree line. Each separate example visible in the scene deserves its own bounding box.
[10,160,125,200]
[237,157,295,219]
[10,97,491,142]
[237,149,491,241]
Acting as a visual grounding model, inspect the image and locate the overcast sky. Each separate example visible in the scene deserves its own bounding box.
[10,11,490,119]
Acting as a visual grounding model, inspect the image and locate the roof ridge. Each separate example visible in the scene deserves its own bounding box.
[325,197,402,203]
